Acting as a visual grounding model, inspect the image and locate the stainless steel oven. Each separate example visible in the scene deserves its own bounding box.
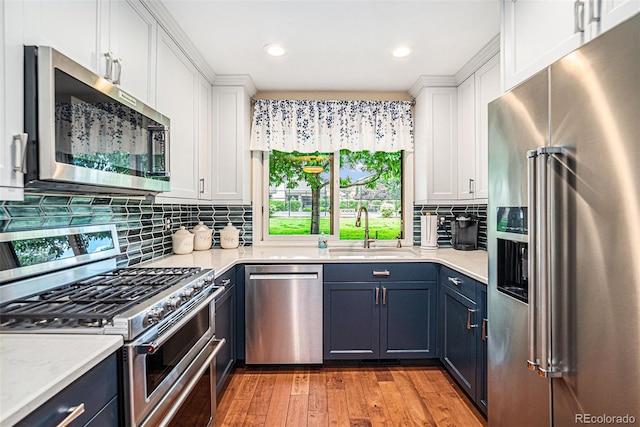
[23,46,171,196]
[0,225,226,426]
[125,289,225,426]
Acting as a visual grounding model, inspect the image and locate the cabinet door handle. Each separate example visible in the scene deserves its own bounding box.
[200,178,205,193]
[56,403,85,427]
[469,178,474,194]
[373,270,390,277]
[448,277,462,286]
[375,287,380,306]
[382,287,387,305]
[113,57,123,85]
[589,0,600,23]
[482,318,488,341]
[104,52,115,81]
[467,308,478,330]
[13,133,28,173]
[574,0,585,33]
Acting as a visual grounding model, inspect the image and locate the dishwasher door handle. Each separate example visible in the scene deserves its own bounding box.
[248,273,319,280]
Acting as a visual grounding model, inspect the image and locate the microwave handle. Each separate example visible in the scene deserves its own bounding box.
[147,126,171,177]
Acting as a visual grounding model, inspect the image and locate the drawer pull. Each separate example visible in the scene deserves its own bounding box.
[467,308,478,330]
[220,278,231,286]
[448,277,462,286]
[56,403,85,427]
[373,270,390,277]
[482,318,488,341]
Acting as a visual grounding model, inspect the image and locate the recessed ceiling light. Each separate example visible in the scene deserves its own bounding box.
[391,46,412,58]
[264,43,288,57]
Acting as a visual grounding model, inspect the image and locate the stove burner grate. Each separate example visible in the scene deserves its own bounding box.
[0,267,201,327]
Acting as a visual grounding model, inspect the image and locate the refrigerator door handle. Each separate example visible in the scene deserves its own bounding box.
[526,150,539,371]
[537,146,564,379]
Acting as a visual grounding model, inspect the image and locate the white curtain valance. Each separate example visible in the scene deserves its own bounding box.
[250,99,414,153]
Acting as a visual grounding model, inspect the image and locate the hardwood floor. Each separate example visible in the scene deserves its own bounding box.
[217,365,487,426]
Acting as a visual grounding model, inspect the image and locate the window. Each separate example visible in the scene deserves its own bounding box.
[262,149,408,244]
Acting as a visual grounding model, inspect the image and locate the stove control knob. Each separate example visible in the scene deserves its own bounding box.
[164,296,183,312]
[193,279,205,293]
[144,307,165,325]
[181,288,195,301]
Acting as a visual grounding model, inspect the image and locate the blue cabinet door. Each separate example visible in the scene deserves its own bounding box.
[323,282,380,359]
[215,268,236,397]
[477,284,488,414]
[380,281,438,359]
[441,283,478,398]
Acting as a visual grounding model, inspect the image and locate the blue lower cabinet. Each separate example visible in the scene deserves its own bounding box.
[323,263,438,360]
[441,283,478,397]
[380,282,437,358]
[439,266,488,415]
[323,282,380,359]
[477,284,488,414]
[214,268,236,398]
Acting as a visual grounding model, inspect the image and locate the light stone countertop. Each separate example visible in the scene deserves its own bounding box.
[0,245,486,426]
[141,246,488,284]
[0,334,123,427]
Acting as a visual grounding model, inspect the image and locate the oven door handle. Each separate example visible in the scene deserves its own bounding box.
[135,286,224,354]
[156,337,226,427]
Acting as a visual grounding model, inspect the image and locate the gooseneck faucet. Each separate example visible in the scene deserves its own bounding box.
[355,206,376,248]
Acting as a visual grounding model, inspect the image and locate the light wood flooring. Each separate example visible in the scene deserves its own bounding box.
[217,365,487,426]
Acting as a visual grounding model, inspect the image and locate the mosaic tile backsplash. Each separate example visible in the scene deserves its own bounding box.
[0,193,252,267]
[413,204,487,250]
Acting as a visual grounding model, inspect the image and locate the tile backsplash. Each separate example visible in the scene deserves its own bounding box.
[0,193,252,267]
[413,203,487,250]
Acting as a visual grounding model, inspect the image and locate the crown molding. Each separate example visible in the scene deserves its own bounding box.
[212,75,258,97]
[409,76,458,97]
[454,34,500,85]
[142,0,216,83]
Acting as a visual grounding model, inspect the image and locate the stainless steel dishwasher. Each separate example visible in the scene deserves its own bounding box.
[245,264,323,364]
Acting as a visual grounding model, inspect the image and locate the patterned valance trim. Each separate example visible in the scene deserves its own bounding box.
[250,99,414,153]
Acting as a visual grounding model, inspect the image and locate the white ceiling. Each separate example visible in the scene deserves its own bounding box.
[160,0,501,92]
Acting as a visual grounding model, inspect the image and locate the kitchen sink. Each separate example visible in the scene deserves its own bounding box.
[328,247,423,259]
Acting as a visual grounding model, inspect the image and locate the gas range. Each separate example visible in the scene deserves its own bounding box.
[0,224,226,425]
[0,224,221,341]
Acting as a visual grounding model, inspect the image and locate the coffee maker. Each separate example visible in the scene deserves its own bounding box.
[451,215,478,250]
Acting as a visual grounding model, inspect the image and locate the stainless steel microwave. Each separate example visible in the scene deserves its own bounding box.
[23,46,171,196]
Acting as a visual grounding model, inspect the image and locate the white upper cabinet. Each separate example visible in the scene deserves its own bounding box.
[155,28,199,202]
[1,0,24,200]
[592,0,640,37]
[413,86,458,203]
[22,0,101,73]
[22,0,157,105]
[197,75,212,202]
[102,0,157,104]
[473,54,501,200]
[413,53,500,204]
[211,84,254,204]
[502,0,639,90]
[457,75,476,200]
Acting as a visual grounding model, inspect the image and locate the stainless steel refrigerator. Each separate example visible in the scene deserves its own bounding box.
[487,13,640,426]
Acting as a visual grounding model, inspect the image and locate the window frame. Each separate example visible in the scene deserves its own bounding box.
[252,150,414,247]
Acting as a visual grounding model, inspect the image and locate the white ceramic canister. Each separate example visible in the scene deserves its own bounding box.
[172,226,194,254]
[192,222,213,251]
[219,222,240,249]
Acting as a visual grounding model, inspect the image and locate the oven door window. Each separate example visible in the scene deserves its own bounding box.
[145,307,210,397]
[54,69,167,178]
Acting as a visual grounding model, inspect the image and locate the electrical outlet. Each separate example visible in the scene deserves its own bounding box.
[438,216,446,227]
[163,216,172,231]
